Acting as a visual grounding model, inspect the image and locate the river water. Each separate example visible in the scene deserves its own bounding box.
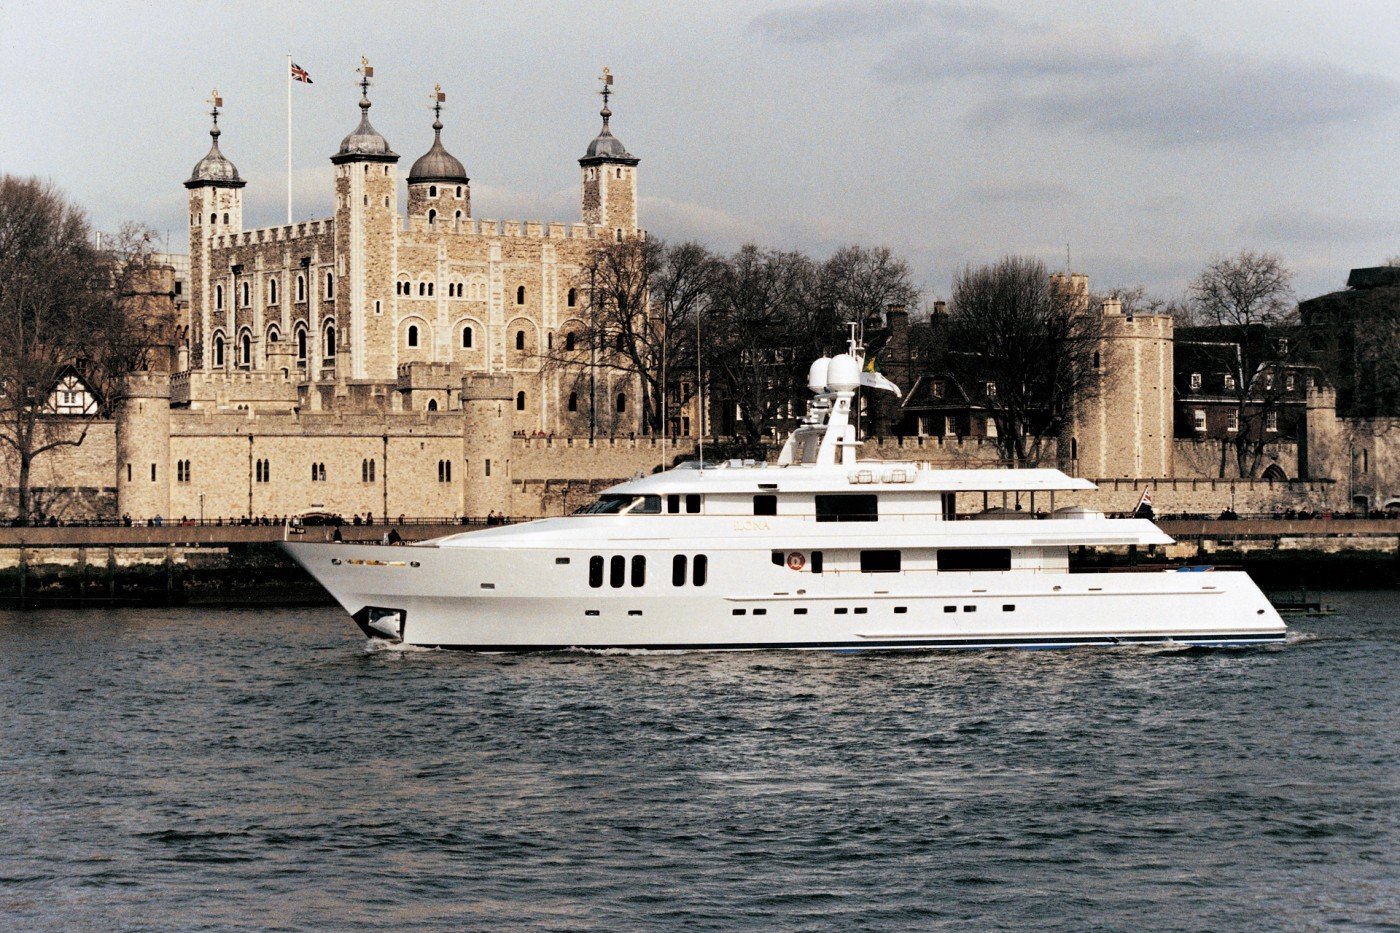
[1,593,1397,931]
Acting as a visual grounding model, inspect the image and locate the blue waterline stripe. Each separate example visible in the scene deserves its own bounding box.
[413,632,1286,652]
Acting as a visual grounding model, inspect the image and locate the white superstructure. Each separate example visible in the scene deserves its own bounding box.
[285,345,1286,652]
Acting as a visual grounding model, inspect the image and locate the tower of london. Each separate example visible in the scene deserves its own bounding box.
[182,66,642,434]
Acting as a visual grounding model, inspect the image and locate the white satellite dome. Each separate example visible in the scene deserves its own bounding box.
[826,353,861,392]
[807,357,831,393]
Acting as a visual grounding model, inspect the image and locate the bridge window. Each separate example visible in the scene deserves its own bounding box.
[815,494,877,523]
[753,495,777,516]
[686,494,700,514]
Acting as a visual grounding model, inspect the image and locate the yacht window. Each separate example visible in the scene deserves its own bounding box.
[860,550,901,573]
[630,496,662,515]
[672,554,687,586]
[631,555,646,587]
[685,494,701,514]
[588,556,604,588]
[693,554,707,587]
[1003,604,1016,612]
[816,494,878,523]
[810,550,823,574]
[753,608,767,616]
[794,607,808,615]
[610,555,626,588]
[943,606,956,613]
[894,606,908,614]
[771,551,784,566]
[835,607,848,615]
[753,495,777,516]
[667,494,680,514]
[937,549,1011,571]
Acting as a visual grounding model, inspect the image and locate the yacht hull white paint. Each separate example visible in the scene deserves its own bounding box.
[283,539,1285,652]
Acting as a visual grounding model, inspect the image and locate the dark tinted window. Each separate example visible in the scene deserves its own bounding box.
[860,550,901,573]
[631,555,646,587]
[816,494,878,522]
[771,550,784,566]
[685,494,701,514]
[693,554,707,586]
[753,495,777,516]
[937,548,1012,571]
[672,554,687,586]
[667,494,680,514]
[811,550,823,574]
[610,555,626,588]
[589,556,603,588]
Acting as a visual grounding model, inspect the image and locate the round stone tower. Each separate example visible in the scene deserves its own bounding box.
[460,374,515,518]
[116,371,172,521]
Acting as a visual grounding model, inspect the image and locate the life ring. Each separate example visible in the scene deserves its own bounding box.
[786,552,806,571]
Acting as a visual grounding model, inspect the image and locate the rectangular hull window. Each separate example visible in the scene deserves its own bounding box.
[816,494,878,523]
[937,548,1012,571]
[589,556,604,588]
[860,550,901,573]
[753,495,777,516]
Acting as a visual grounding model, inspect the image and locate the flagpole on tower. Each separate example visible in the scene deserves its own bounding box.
[286,52,293,224]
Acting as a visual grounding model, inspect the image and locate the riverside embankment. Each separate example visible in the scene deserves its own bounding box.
[0,519,1394,608]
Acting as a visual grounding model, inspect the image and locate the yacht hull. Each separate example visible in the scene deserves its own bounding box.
[284,541,1286,652]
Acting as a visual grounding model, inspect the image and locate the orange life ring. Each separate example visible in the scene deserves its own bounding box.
[786,552,805,571]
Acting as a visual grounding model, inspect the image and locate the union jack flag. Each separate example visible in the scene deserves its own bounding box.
[291,62,313,84]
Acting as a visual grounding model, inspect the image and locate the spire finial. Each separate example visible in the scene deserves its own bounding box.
[598,67,613,126]
[357,56,374,111]
[432,84,445,133]
[207,89,223,137]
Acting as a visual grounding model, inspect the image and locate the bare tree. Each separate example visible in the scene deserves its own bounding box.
[703,245,818,458]
[548,237,717,437]
[816,245,921,333]
[1189,250,1297,477]
[947,256,1103,466]
[0,176,156,522]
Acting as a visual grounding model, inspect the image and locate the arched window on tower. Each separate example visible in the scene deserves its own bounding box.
[455,186,462,198]
[295,325,307,367]
[616,393,627,413]
[515,330,525,351]
[427,209,437,226]
[325,272,334,299]
[268,278,278,305]
[213,331,225,368]
[516,286,525,305]
[568,392,578,412]
[615,333,625,352]
[567,288,577,307]
[565,332,576,351]
[407,325,419,348]
[429,185,437,197]
[324,322,336,358]
[214,285,224,310]
[296,274,306,302]
[462,326,473,349]
[427,398,438,412]
[240,281,250,307]
[239,330,251,367]
[516,391,526,411]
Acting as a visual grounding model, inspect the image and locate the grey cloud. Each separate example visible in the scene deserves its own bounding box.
[750,0,997,46]
[754,2,1399,145]
[1245,209,1400,244]
[972,51,1400,145]
[955,180,1073,206]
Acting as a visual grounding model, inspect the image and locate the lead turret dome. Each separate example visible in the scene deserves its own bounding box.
[331,82,399,164]
[408,116,467,184]
[185,107,245,189]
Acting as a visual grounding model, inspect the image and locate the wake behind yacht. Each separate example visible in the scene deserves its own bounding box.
[284,345,1285,652]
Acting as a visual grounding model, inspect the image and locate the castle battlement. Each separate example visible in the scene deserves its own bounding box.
[211,218,335,250]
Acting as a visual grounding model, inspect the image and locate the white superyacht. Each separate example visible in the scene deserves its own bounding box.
[284,346,1286,652]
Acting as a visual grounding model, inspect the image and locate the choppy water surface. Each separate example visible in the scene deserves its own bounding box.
[1,594,1397,931]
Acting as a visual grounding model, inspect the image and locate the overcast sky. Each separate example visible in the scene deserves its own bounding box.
[2,0,1396,302]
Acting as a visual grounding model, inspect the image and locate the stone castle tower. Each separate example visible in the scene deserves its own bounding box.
[579,69,640,237]
[185,92,245,375]
[1064,274,1174,479]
